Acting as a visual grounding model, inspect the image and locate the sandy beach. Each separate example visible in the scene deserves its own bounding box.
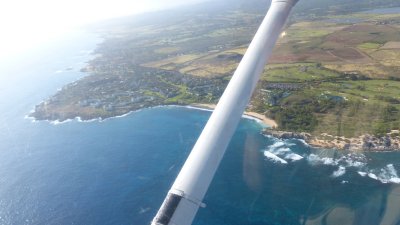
[190,103,278,128]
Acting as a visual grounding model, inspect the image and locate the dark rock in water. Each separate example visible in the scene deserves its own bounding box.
[384,135,391,147]
[363,136,374,150]
[361,135,398,151]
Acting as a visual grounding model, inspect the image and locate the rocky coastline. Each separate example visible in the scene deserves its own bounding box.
[263,129,400,151]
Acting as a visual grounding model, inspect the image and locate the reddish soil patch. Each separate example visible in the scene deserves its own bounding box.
[343,24,374,32]
[326,24,398,46]
[325,32,370,45]
[269,54,306,63]
[269,50,338,64]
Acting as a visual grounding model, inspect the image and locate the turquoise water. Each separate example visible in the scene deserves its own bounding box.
[1,31,400,225]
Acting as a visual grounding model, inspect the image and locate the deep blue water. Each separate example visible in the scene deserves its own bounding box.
[1,30,400,225]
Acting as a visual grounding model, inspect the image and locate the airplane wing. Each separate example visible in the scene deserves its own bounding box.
[152,1,299,224]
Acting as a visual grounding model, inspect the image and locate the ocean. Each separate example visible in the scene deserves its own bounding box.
[0,30,400,225]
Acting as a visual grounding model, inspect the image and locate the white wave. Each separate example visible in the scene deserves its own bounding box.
[340,154,367,168]
[263,143,399,185]
[183,105,213,112]
[376,164,400,184]
[321,157,337,165]
[264,151,288,164]
[358,172,367,177]
[389,177,400,183]
[332,166,346,178]
[284,153,304,161]
[76,117,100,123]
[363,165,400,184]
[385,164,398,176]
[307,154,338,166]
[268,141,285,150]
[306,153,367,168]
[273,147,291,155]
[47,116,102,125]
[345,159,366,168]
[242,115,263,125]
[306,153,400,184]
[51,119,73,125]
[104,111,135,120]
[368,173,378,180]
[264,140,304,163]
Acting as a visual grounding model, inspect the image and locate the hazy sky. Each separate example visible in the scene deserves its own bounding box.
[0,0,204,59]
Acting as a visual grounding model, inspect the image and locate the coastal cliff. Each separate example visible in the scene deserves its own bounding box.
[264,129,400,151]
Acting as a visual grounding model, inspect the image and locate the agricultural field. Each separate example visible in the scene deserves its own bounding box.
[139,11,400,81]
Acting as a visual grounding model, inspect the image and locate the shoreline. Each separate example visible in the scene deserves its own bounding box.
[28,104,400,151]
[27,103,278,128]
[189,103,278,128]
[264,130,400,152]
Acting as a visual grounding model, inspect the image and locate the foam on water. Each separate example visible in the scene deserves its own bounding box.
[273,147,291,155]
[183,105,213,112]
[373,164,400,184]
[368,173,379,180]
[358,172,367,177]
[332,166,346,178]
[264,151,288,164]
[264,139,305,163]
[265,138,400,184]
[241,115,264,125]
[51,119,74,125]
[268,141,286,150]
[284,153,303,161]
[307,154,338,166]
[341,154,367,168]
